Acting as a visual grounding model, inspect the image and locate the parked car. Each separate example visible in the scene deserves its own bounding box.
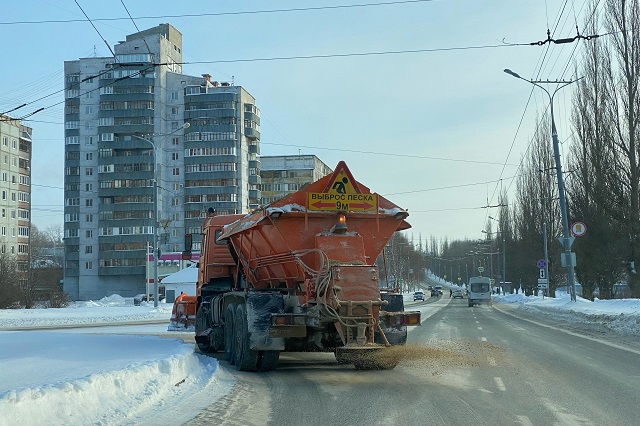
[452,289,464,299]
[413,291,425,301]
[133,294,154,306]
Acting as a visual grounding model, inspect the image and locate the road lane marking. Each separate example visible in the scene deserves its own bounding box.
[487,356,497,366]
[475,321,479,324]
[494,377,506,391]
[477,327,483,330]
[480,337,487,341]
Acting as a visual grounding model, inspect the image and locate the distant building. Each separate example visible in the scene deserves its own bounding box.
[0,115,32,273]
[259,155,332,205]
[63,24,261,300]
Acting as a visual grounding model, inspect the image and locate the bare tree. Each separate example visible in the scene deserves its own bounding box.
[604,0,640,297]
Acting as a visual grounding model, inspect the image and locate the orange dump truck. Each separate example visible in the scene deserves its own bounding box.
[174,161,420,371]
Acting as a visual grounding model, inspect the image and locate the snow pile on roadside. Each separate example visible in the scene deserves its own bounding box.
[494,293,640,336]
[0,331,234,426]
[0,295,173,329]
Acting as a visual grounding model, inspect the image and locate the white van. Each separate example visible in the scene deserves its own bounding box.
[468,276,492,307]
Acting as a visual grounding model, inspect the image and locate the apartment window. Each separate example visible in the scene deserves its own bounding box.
[1,173,5,181]
[65,213,79,222]
[67,197,80,206]
[100,133,114,142]
[2,137,7,146]
[171,107,178,115]
[11,175,15,184]
[1,191,5,200]
[1,227,5,236]
[172,197,179,206]
[86,153,93,161]
[86,214,93,222]
[65,121,79,129]
[65,136,80,145]
[85,136,94,145]
[1,209,4,217]
[85,106,94,114]
[86,199,93,206]
[172,137,179,145]
[86,183,92,191]
[171,91,178,100]
[86,230,93,238]
[11,210,16,219]
[86,168,93,176]
[11,192,15,202]
[172,153,179,161]
[172,168,180,176]
[12,140,17,149]
[85,261,93,270]
[85,246,93,254]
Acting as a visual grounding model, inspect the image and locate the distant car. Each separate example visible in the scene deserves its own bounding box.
[452,289,464,299]
[434,286,443,296]
[134,294,153,306]
[430,289,439,297]
[413,291,425,301]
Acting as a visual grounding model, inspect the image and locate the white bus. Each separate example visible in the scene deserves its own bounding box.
[468,276,492,307]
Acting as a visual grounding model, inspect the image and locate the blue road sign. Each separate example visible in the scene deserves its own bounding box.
[537,259,547,269]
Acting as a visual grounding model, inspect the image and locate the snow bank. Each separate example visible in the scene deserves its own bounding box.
[0,295,173,329]
[494,293,640,336]
[0,331,234,426]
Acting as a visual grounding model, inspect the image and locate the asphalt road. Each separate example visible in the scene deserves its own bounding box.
[190,295,640,426]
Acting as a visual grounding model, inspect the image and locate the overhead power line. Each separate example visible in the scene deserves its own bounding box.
[0,0,436,25]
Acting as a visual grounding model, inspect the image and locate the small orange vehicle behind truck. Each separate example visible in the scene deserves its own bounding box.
[171,162,420,371]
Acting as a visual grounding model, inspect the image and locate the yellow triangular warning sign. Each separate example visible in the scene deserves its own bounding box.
[323,161,361,194]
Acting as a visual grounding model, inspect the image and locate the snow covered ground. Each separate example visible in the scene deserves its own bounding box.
[1,292,639,425]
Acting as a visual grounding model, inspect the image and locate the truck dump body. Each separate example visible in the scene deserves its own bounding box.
[177,161,420,371]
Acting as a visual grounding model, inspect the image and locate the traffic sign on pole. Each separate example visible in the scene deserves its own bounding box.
[537,259,547,269]
[571,222,587,237]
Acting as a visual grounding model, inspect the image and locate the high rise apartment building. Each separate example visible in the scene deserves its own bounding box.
[0,115,32,272]
[63,24,261,300]
[260,155,332,204]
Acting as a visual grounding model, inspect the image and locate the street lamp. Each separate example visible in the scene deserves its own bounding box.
[488,216,507,289]
[504,69,582,302]
[133,123,190,307]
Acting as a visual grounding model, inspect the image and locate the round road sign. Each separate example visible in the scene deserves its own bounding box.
[571,222,587,237]
[537,259,547,269]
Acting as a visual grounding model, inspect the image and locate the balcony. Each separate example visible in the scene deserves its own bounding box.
[245,127,260,140]
[248,175,261,185]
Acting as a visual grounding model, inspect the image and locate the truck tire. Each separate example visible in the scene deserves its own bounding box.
[224,304,236,365]
[257,351,280,372]
[195,306,216,353]
[233,304,259,371]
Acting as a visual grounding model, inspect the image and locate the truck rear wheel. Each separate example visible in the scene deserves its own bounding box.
[224,304,236,364]
[233,304,259,371]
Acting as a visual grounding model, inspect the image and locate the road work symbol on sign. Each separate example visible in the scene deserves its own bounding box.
[323,161,361,194]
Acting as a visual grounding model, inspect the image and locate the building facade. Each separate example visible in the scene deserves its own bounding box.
[63,24,260,300]
[259,155,332,205]
[0,115,32,274]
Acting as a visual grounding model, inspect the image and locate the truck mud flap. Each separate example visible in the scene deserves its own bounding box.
[246,292,285,351]
[377,293,407,345]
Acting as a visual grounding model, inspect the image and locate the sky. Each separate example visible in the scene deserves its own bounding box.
[0,0,598,243]
[1,291,639,425]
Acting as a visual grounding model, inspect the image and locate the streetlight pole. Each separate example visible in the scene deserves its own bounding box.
[504,69,582,302]
[133,123,189,307]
